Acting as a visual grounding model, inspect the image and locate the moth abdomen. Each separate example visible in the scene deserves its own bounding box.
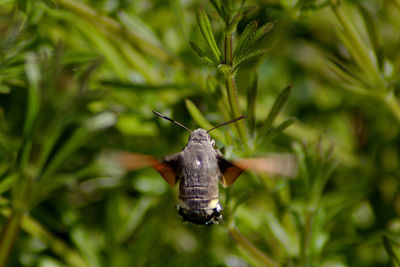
[177,198,222,225]
[178,197,219,209]
[179,184,217,198]
[177,183,222,225]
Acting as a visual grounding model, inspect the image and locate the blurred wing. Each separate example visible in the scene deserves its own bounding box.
[115,152,181,186]
[218,154,297,187]
[234,154,298,177]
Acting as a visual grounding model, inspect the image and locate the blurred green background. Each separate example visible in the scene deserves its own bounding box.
[1,0,400,266]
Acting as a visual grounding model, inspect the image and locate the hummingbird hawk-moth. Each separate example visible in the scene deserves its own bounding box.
[117,111,296,225]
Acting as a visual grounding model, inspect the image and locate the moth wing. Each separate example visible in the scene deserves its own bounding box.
[218,154,297,187]
[234,154,298,177]
[217,156,245,187]
[115,152,181,186]
[155,153,181,186]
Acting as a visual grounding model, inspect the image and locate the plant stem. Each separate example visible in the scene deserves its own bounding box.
[225,76,248,143]
[224,32,248,146]
[224,34,233,65]
[228,227,280,267]
[300,208,315,267]
[0,210,23,267]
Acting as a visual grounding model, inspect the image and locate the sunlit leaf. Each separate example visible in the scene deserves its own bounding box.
[359,4,383,71]
[196,7,222,63]
[189,41,217,65]
[383,235,400,265]
[258,85,292,139]
[234,22,273,64]
[233,49,265,73]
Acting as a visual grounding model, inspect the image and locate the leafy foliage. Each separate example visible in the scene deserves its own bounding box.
[0,0,400,266]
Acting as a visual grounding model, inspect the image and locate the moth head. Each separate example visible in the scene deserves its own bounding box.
[189,129,215,145]
[152,111,246,147]
[152,110,245,151]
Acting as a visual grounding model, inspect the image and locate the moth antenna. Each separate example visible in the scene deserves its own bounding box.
[207,115,247,133]
[153,111,192,133]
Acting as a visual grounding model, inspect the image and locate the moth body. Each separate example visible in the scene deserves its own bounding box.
[177,129,222,225]
[117,111,297,226]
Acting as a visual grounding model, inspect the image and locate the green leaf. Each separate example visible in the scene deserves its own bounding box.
[70,17,129,80]
[296,0,319,12]
[259,118,296,145]
[359,4,383,71]
[189,41,217,65]
[84,112,117,131]
[24,53,41,139]
[240,5,258,16]
[101,80,191,91]
[118,12,162,47]
[259,85,292,138]
[234,22,274,64]
[331,11,383,89]
[210,0,224,18]
[0,84,10,94]
[271,118,296,137]
[206,75,218,93]
[233,49,265,73]
[40,127,90,183]
[40,113,116,182]
[249,22,274,47]
[228,227,280,267]
[117,39,162,83]
[234,21,258,62]
[34,119,66,176]
[325,56,366,88]
[41,0,57,9]
[185,99,226,143]
[71,226,102,267]
[246,70,258,135]
[0,174,17,196]
[117,197,157,243]
[196,7,222,63]
[233,190,254,214]
[226,13,243,34]
[265,213,295,254]
[383,235,400,265]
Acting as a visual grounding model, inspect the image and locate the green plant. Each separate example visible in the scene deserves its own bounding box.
[0,14,115,264]
[1,0,399,266]
[327,0,400,122]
